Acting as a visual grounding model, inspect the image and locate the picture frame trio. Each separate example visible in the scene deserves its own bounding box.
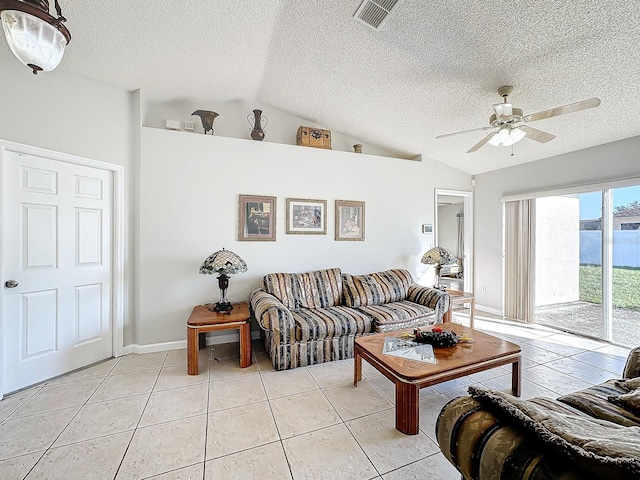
[238,195,365,242]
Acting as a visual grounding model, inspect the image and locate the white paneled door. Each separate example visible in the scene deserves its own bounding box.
[3,151,113,393]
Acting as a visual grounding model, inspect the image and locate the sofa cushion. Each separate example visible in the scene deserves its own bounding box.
[342,269,413,308]
[356,300,435,333]
[292,306,374,341]
[262,268,342,310]
[558,379,640,426]
[469,386,640,479]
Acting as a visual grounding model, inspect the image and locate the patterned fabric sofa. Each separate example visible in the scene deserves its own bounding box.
[249,268,449,370]
[436,347,640,480]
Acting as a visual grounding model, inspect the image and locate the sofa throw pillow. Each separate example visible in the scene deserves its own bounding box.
[342,269,413,308]
[469,386,640,479]
[608,389,640,415]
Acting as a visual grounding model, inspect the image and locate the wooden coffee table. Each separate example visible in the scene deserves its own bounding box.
[354,324,521,435]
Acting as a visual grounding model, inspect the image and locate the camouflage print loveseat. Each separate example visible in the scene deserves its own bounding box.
[249,268,449,370]
[436,347,640,480]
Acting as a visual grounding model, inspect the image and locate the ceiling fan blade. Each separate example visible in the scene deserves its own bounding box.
[493,102,513,122]
[436,125,495,139]
[519,125,556,143]
[524,97,601,122]
[467,132,496,153]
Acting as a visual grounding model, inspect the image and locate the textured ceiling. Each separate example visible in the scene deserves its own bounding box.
[10,0,640,174]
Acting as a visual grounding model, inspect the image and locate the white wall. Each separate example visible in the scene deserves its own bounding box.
[138,127,471,345]
[437,204,462,255]
[535,196,580,306]
[474,136,640,313]
[144,98,411,160]
[0,54,135,344]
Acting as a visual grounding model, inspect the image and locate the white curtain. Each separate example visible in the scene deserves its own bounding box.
[456,213,464,260]
[504,200,535,323]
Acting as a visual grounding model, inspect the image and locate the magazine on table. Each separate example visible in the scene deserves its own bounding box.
[382,337,436,364]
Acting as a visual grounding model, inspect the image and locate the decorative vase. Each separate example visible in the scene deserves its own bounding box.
[353,144,363,153]
[248,109,268,141]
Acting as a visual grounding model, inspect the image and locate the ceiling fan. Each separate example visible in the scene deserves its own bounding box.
[436,86,601,153]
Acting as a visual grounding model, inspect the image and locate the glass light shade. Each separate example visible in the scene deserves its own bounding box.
[1,9,66,72]
[421,246,453,266]
[488,127,525,147]
[199,249,248,276]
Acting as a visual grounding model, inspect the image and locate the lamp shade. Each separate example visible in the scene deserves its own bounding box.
[199,248,247,276]
[421,246,453,266]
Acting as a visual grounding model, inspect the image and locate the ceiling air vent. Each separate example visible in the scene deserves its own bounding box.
[354,0,403,30]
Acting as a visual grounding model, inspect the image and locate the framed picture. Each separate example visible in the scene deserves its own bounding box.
[335,200,365,241]
[286,198,327,234]
[238,194,276,241]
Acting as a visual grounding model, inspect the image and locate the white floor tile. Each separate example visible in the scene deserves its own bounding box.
[0,452,42,480]
[54,394,147,446]
[347,409,439,474]
[323,379,392,421]
[206,401,279,460]
[10,379,102,419]
[204,442,292,480]
[116,415,206,479]
[139,383,208,427]
[283,424,377,480]
[26,431,132,480]
[270,389,342,438]
[0,407,79,460]
[89,369,159,403]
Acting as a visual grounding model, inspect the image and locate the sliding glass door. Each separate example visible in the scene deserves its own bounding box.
[533,185,640,347]
[611,186,640,345]
[534,192,603,338]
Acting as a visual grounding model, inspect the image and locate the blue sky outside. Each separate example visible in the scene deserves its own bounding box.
[579,185,640,220]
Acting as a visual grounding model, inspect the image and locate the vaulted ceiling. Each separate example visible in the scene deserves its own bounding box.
[10,1,640,174]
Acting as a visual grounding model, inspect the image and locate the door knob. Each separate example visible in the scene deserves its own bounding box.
[4,280,18,288]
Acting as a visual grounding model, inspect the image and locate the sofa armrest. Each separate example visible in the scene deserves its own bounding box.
[406,284,449,323]
[249,289,295,345]
[436,396,601,480]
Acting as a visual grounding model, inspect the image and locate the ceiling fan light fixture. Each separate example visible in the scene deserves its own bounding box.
[488,127,525,147]
[0,0,71,74]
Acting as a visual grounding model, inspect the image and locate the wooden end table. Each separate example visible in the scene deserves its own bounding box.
[354,324,521,435]
[443,289,475,328]
[186,302,252,375]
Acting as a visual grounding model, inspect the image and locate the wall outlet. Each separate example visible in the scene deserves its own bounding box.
[184,121,195,131]
[481,286,486,294]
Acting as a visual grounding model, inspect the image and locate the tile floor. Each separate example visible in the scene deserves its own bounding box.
[0,311,631,480]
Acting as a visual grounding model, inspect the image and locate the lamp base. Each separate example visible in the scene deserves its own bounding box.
[213,301,233,313]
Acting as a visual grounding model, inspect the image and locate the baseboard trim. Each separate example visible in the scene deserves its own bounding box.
[475,304,503,316]
[120,340,187,355]
[120,331,262,356]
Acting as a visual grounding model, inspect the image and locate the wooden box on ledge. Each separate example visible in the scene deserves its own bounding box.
[296,126,332,149]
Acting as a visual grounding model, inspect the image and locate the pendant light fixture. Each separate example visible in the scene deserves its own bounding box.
[0,0,70,74]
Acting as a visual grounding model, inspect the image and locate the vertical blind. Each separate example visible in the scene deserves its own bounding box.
[504,200,535,322]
